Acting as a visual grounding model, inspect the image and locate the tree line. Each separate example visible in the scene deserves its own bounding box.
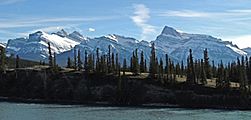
[2,42,251,94]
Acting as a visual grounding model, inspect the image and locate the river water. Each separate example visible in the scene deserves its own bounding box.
[0,102,250,120]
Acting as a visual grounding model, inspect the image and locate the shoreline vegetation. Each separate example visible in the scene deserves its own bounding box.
[1,43,251,110]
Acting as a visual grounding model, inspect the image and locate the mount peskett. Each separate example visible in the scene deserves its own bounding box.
[5,26,249,66]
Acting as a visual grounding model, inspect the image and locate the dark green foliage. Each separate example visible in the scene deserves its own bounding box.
[131,49,139,75]
[216,61,224,88]
[108,45,111,73]
[212,60,217,78]
[144,59,147,72]
[165,54,169,83]
[158,58,164,83]
[111,52,115,73]
[140,51,145,73]
[16,55,20,68]
[204,48,212,79]
[84,50,88,72]
[48,42,53,67]
[53,52,57,67]
[96,48,100,72]
[0,47,6,72]
[74,48,77,70]
[186,49,195,84]
[87,53,94,72]
[77,49,82,70]
[67,57,72,68]
[115,53,119,74]
[200,59,207,85]
[181,61,184,77]
[149,43,157,78]
[123,58,126,76]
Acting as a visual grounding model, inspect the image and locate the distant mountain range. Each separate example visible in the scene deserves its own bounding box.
[4,26,251,66]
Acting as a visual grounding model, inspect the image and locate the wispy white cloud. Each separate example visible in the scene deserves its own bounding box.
[159,10,209,18]
[0,0,25,5]
[88,28,95,32]
[131,4,157,41]
[159,9,251,18]
[0,16,118,29]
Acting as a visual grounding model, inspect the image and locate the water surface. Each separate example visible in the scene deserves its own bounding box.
[0,102,250,120]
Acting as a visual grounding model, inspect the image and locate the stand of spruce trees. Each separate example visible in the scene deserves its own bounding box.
[1,42,251,100]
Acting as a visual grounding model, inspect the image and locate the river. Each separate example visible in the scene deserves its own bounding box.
[0,102,250,120]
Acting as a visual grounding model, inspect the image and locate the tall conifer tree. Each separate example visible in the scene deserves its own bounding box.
[77,49,82,70]
[140,51,145,73]
[149,43,157,78]
[48,42,53,67]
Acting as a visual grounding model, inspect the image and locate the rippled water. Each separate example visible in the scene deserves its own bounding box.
[0,102,251,120]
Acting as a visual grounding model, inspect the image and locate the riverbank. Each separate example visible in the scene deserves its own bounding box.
[0,96,250,110]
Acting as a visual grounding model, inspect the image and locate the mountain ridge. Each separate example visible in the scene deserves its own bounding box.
[5,26,249,66]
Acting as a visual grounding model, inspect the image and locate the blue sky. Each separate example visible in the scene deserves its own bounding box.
[1,0,251,48]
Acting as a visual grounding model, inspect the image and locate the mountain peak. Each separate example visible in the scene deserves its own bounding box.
[161,26,181,37]
[55,29,68,37]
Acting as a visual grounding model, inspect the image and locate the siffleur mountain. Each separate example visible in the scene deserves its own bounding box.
[5,26,249,66]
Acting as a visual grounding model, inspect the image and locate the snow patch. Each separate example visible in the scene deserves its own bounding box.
[226,44,247,55]
[105,34,118,42]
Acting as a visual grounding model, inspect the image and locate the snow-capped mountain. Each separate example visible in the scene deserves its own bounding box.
[5,26,248,66]
[242,47,251,56]
[0,43,6,48]
[6,31,80,61]
[154,26,246,64]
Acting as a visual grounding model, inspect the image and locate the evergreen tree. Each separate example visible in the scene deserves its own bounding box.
[92,54,95,71]
[204,48,212,79]
[144,59,147,72]
[181,61,184,77]
[123,58,127,76]
[100,55,105,73]
[0,47,6,72]
[96,48,100,72]
[240,56,248,91]
[186,49,195,84]
[169,59,175,83]
[16,55,19,68]
[149,43,157,78]
[111,52,115,73]
[108,45,111,73]
[53,52,57,67]
[67,57,71,68]
[48,42,53,67]
[200,59,207,85]
[176,63,181,77]
[165,54,169,83]
[140,51,145,73]
[212,60,217,78]
[84,50,88,72]
[132,49,139,75]
[223,68,230,89]
[77,49,82,70]
[74,48,77,70]
[248,57,251,89]
[88,53,94,72]
[115,53,119,74]
[216,61,224,88]
[159,58,164,83]
[194,60,199,83]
